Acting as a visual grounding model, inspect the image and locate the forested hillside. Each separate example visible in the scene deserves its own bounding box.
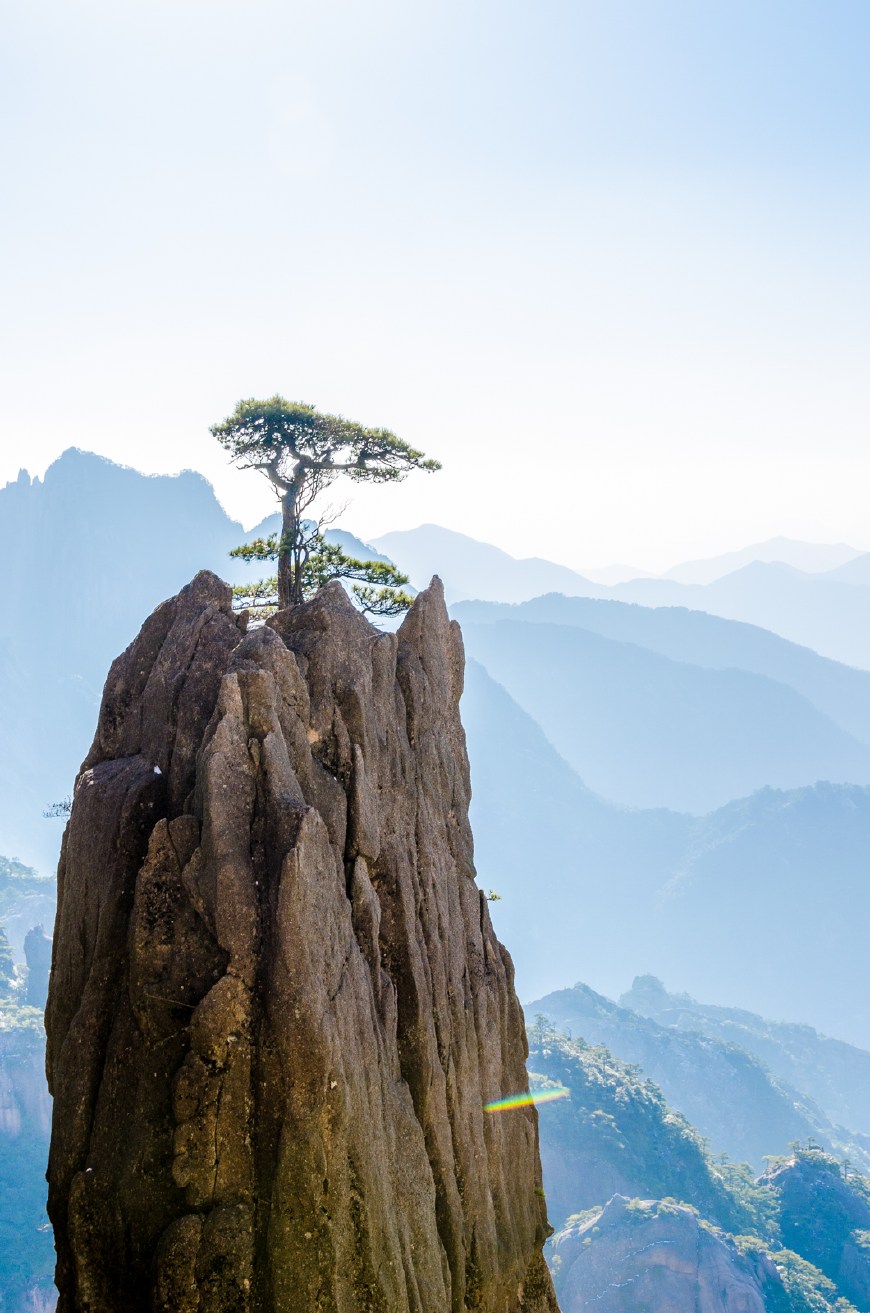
[531,1027,870,1313]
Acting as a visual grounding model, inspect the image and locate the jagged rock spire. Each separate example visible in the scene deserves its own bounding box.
[46,571,558,1312]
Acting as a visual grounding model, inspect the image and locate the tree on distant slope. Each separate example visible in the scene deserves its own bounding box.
[211,396,440,612]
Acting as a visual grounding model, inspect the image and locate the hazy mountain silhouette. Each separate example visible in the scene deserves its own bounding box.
[462,619,870,813]
[610,563,870,668]
[376,525,863,596]
[525,982,870,1173]
[377,524,870,667]
[0,450,387,870]
[820,552,870,585]
[574,562,646,585]
[464,661,870,1046]
[453,594,870,746]
[660,536,862,585]
[652,780,870,1045]
[620,975,870,1139]
[463,657,688,988]
[371,524,600,604]
[0,451,253,869]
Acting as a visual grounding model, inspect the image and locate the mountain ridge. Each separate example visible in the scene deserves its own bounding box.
[377,522,870,666]
[462,618,870,813]
[527,983,870,1173]
[453,593,870,744]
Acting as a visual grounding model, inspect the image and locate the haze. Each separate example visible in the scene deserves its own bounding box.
[3,0,870,571]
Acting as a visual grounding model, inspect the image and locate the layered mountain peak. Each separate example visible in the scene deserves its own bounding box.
[45,571,557,1312]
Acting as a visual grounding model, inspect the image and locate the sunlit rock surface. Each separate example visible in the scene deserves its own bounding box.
[45,571,557,1313]
[550,1197,777,1313]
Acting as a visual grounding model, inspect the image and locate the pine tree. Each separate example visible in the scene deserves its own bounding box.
[211,397,440,612]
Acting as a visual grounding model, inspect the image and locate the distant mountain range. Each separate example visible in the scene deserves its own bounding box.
[374,525,864,595]
[659,535,862,585]
[373,524,598,605]
[527,980,870,1178]
[528,1024,766,1234]
[620,975,870,1140]
[453,593,870,745]
[465,660,870,1046]
[375,524,870,668]
[461,618,870,813]
[0,452,392,871]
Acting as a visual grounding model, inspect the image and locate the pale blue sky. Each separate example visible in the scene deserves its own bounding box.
[2,0,870,569]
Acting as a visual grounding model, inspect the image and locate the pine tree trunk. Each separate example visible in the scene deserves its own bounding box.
[278,492,297,608]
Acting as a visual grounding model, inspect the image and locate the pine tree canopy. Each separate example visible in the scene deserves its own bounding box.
[212,396,439,612]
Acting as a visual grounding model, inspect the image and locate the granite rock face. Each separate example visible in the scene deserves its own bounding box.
[45,571,557,1313]
[550,1197,778,1313]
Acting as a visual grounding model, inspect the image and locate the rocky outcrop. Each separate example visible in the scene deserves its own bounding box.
[549,1197,779,1313]
[24,926,52,1009]
[0,1026,51,1140]
[45,571,557,1313]
[526,1030,754,1238]
[763,1151,870,1311]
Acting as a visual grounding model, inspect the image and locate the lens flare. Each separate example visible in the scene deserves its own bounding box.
[484,1086,569,1113]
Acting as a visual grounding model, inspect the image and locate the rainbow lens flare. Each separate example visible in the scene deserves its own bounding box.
[484,1086,569,1113]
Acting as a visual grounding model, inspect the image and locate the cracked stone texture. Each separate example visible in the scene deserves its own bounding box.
[45,571,558,1313]
[550,1197,778,1313]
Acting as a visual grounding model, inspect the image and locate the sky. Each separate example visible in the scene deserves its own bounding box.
[2,0,870,572]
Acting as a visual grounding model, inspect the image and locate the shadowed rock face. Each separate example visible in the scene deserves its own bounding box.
[45,571,557,1313]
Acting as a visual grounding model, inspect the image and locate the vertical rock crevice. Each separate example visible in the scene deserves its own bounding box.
[46,570,559,1313]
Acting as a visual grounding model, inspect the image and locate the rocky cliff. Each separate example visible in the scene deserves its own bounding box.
[549,1197,780,1313]
[45,571,557,1313]
[763,1150,870,1311]
[525,1029,754,1237]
